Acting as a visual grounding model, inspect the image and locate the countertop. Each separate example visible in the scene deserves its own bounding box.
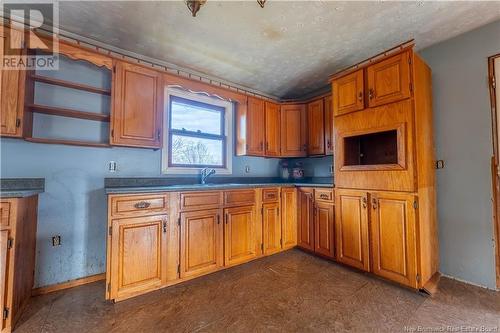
[0,178,45,198]
[105,177,334,194]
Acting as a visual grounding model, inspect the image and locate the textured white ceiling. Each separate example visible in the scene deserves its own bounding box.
[54,1,500,99]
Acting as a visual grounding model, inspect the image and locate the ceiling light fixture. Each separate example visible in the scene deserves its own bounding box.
[185,0,266,17]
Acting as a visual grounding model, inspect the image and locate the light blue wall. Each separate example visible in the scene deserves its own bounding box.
[420,20,500,288]
[0,55,281,287]
[286,156,333,178]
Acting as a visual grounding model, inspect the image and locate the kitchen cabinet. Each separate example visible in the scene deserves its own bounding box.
[0,196,38,333]
[324,95,334,155]
[367,51,411,108]
[332,69,364,116]
[111,61,163,148]
[1,28,25,138]
[314,201,335,259]
[370,192,417,288]
[224,205,257,266]
[246,96,265,156]
[180,209,223,279]
[280,104,307,157]
[307,98,325,155]
[281,187,297,249]
[109,214,168,300]
[262,202,281,255]
[297,188,314,251]
[265,102,281,157]
[335,189,370,271]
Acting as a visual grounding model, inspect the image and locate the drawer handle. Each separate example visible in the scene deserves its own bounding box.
[320,194,329,199]
[134,201,151,209]
[266,193,276,199]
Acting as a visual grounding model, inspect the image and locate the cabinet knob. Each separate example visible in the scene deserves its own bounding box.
[134,201,151,209]
[358,91,363,102]
[372,198,378,210]
[362,197,367,209]
[162,220,167,233]
[368,89,375,99]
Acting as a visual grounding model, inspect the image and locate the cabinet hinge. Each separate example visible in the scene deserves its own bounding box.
[113,66,116,73]
[280,239,283,247]
[177,264,180,275]
[491,75,496,90]
[408,56,412,65]
[409,82,413,92]
[107,283,111,293]
[7,238,13,249]
[260,243,264,251]
[413,201,418,209]
[177,217,181,226]
[108,226,112,236]
[416,274,420,282]
[3,307,9,320]
[111,129,114,138]
[15,118,21,128]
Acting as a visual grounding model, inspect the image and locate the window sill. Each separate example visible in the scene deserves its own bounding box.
[162,167,232,175]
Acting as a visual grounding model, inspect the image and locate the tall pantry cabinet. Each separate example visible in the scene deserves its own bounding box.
[331,44,439,291]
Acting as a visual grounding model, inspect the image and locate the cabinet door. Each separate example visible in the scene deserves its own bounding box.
[370,192,417,288]
[324,95,334,155]
[111,61,163,148]
[314,201,335,258]
[297,188,314,251]
[0,230,9,332]
[307,99,325,155]
[335,189,370,271]
[280,104,307,157]
[332,69,364,116]
[263,202,281,255]
[367,51,411,108]
[281,187,297,249]
[109,215,168,300]
[246,97,265,156]
[1,28,24,137]
[224,206,256,266]
[180,209,223,278]
[265,102,281,157]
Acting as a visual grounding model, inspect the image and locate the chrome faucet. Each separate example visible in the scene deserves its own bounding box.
[200,168,216,184]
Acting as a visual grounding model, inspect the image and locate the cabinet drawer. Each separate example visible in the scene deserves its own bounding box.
[180,191,222,211]
[110,194,168,217]
[0,202,11,227]
[262,188,280,202]
[315,189,334,202]
[223,189,255,206]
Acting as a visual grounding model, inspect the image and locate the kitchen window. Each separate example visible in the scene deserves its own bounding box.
[162,89,233,174]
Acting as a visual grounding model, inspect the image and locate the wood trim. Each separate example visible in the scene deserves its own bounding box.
[32,273,105,296]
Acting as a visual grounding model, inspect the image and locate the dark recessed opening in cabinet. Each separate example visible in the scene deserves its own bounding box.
[344,130,398,166]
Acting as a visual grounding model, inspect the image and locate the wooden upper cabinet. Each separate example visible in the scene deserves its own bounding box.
[314,201,335,259]
[367,51,411,108]
[324,95,334,155]
[262,202,282,255]
[109,215,167,300]
[246,97,265,156]
[297,188,314,251]
[1,28,24,138]
[180,209,223,279]
[370,192,417,288]
[335,189,370,271]
[332,69,364,116]
[307,99,325,155]
[281,187,297,249]
[224,206,257,266]
[265,102,281,157]
[111,61,163,148]
[280,104,307,157]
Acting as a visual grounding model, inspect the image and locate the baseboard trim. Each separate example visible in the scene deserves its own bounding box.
[441,273,497,291]
[32,273,106,296]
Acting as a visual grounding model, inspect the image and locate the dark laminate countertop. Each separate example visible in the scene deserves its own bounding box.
[105,177,334,194]
[0,178,45,198]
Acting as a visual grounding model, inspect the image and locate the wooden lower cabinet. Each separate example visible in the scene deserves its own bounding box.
[180,209,223,279]
[109,215,168,300]
[262,202,282,255]
[281,188,297,249]
[0,230,9,333]
[370,192,417,288]
[335,189,370,271]
[297,188,314,251]
[224,206,257,266]
[314,201,335,258]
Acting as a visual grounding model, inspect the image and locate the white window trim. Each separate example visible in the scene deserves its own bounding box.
[161,87,233,175]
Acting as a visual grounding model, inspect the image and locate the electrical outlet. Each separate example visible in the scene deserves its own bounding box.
[245,165,250,173]
[52,235,61,247]
[108,161,117,172]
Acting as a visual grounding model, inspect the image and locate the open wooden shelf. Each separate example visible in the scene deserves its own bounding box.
[27,104,110,122]
[25,137,111,148]
[30,74,112,96]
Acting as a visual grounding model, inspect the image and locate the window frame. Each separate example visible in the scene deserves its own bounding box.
[162,88,233,175]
